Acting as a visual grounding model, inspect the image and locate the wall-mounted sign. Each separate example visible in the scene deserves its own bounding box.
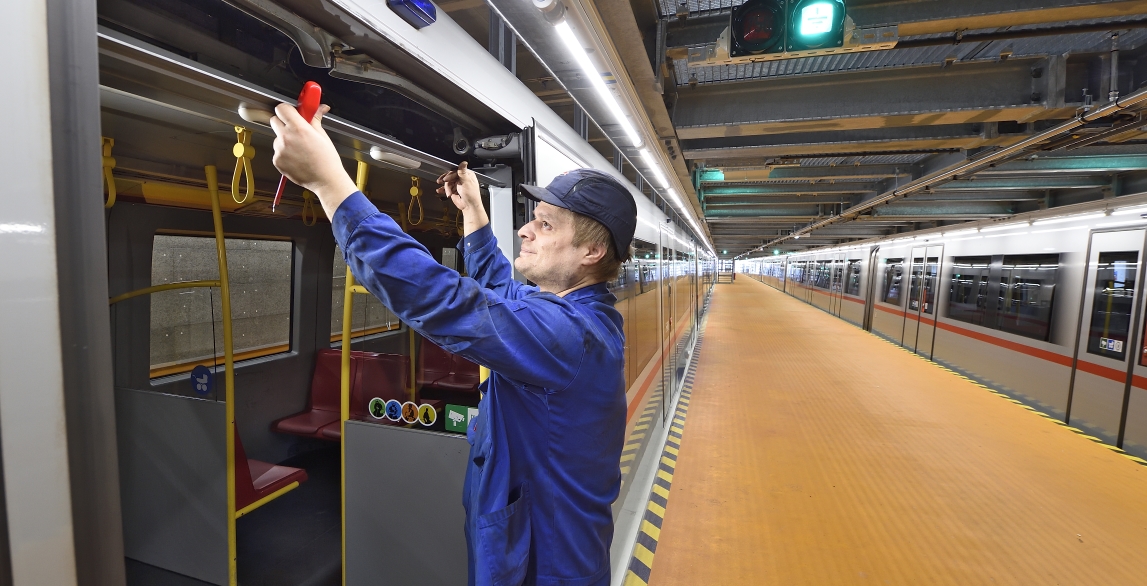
[401,401,419,424]
[385,399,402,421]
[445,404,479,433]
[368,398,386,419]
[191,365,213,395]
[418,404,437,427]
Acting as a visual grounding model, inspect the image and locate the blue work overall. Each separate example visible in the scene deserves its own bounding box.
[334,192,626,586]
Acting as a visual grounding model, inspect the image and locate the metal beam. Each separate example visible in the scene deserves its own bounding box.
[706,195,853,205]
[980,154,1147,175]
[934,176,1111,190]
[703,183,879,196]
[673,58,1063,140]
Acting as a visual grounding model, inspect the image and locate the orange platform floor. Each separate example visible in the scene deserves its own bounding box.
[646,278,1147,585]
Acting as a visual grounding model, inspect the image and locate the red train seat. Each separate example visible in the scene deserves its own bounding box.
[416,338,480,395]
[234,424,307,516]
[321,352,411,440]
[272,349,345,437]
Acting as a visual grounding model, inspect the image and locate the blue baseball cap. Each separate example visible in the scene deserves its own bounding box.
[521,169,638,262]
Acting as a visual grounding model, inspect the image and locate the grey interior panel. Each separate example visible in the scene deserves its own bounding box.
[116,388,227,585]
[345,421,470,586]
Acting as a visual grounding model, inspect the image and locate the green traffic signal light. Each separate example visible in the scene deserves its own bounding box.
[788,0,846,51]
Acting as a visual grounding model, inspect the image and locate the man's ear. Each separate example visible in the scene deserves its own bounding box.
[581,241,608,266]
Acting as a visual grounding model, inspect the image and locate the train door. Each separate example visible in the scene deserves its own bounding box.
[862,247,880,331]
[1067,229,1147,445]
[660,237,675,422]
[830,255,845,317]
[904,246,943,357]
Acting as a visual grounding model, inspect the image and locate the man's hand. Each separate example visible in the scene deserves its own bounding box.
[437,162,489,236]
[437,161,482,212]
[270,103,358,218]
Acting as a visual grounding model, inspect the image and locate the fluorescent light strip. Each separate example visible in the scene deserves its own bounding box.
[639,148,669,187]
[1113,204,1147,216]
[554,21,643,149]
[1031,212,1105,226]
[979,222,1027,232]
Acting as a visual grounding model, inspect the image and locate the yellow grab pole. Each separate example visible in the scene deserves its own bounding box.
[206,165,238,586]
[341,161,369,585]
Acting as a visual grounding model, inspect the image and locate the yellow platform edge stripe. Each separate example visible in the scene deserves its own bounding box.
[623,319,709,586]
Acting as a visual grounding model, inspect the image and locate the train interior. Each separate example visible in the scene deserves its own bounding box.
[94,0,713,583]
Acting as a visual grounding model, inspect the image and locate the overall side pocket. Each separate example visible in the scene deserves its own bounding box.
[477,483,532,586]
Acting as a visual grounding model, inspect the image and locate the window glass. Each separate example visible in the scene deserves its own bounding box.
[1087,251,1138,360]
[150,235,292,378]
[831,261,844,293]
[813,261,832,289]
[845,260,862,296]
[882,259,904,305]
[332,248,400,341]
[996,254,1059,341]
[947,256,992,326]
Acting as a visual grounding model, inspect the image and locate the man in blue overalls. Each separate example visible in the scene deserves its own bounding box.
[270,103,636,586]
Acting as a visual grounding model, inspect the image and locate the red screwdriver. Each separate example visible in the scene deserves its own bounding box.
[273,81,323,212]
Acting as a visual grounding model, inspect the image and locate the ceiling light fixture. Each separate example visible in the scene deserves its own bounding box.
[553,20,643,149]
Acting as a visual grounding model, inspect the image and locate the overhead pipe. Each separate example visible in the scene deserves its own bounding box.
[762,83,1147,250]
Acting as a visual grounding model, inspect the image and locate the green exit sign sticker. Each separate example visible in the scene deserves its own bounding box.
[445,404,478,433]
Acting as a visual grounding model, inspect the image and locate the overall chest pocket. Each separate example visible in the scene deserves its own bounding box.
[477,482,531,586]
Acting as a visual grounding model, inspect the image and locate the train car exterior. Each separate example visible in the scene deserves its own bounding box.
[740,194,1147,462]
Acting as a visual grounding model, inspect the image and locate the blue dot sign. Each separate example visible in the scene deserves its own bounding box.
[191,365,213,395]
[385,399,402,421]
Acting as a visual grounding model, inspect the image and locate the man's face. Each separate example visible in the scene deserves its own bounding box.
[515,202,587,290]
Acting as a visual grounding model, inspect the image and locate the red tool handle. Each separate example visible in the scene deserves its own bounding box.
[273,81,323,212]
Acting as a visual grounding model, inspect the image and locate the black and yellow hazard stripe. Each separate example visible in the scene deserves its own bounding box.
[621,397,663,480]
[876,334,1147,468]
[623,325,706,586]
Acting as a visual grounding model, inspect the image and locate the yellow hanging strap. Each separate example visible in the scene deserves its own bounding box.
[407,176,424,226]
[301,190,318,226]
[102,137,116,209]
[231,126,255,204]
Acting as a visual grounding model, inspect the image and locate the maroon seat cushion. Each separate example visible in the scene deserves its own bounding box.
[318,420,342,441]
[418,338,480,392]
[234,424,308,511]
[271,409,339,436]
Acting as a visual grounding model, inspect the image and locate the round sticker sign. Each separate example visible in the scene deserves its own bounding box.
[417,404,437,427]
[190,365,213,395]
[368,398,386,419]
[401,401,419,424]
[384,399,402,421]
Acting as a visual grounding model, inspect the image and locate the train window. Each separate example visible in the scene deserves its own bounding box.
[947,256,992,326]
[845,260,862,296]
[1086,251,1138,360]
[634,239,658,294]
[882,259,904,306]
[831,261,844,293]
[907,257,925,311]
[996,254,1059,342]
[150,235,292,378]
[332,248,400,342]
[814,261,832,289]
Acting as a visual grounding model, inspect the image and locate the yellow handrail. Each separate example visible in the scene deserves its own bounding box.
[102,137,117,209]
[206,165,238,586]
[340,160,369,586]
[107,280,221,305]
[231,126,254,205]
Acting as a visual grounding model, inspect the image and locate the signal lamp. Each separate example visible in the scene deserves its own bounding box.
[787,0,846,51]
[731,0,785,57]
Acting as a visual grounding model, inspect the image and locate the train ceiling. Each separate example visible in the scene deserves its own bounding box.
[447,0,1147,258]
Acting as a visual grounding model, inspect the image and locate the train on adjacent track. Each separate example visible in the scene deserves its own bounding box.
[739,195,1147,462]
